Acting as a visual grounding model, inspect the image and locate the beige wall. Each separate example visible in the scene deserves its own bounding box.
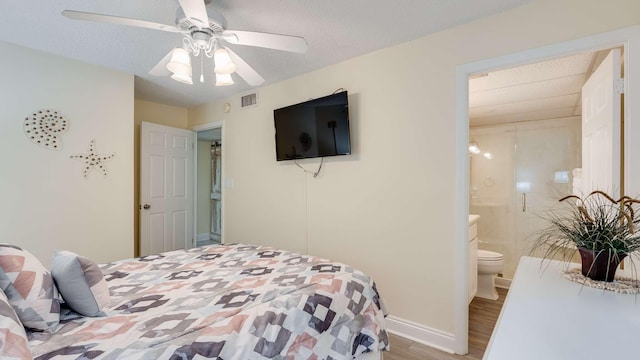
[189,0,640,340]
[0,41,134,266]
[197,140,212,236]
[133,99,188,256]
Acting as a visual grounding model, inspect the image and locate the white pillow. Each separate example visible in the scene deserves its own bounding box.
[0,244,60,331]
[51,250,110,316]
[0,290,33,360]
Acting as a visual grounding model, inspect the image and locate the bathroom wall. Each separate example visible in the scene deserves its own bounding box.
[470,117,581,278]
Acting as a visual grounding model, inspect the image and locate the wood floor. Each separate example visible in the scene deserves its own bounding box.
[384,288,508,360]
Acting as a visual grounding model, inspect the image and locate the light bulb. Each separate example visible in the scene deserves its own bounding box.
[166,48,191,74]
[214,48,237,74]
[171,64,193,84]
[215,73,234,86]
[469,143,481,154]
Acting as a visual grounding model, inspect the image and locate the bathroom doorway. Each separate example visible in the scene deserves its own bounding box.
[468,47,622,282]
[196,127,223,246]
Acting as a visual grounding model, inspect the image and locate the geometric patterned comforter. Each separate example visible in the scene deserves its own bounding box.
[27,244,389,359]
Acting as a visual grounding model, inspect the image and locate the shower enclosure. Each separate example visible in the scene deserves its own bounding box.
[469,117,581,279]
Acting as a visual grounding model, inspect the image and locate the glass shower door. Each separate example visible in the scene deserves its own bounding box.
[513,119,581,277]
[469,126,518,277]
[470,117,581,279]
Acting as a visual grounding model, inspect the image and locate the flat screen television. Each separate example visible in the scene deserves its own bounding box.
[273,91,351,161]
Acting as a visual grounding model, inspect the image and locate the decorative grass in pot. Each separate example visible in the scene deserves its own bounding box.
[532,191,640,282]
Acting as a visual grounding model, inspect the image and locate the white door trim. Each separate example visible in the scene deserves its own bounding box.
[192,121,225,246]
[192,121,223,132]
[454,25,640,354]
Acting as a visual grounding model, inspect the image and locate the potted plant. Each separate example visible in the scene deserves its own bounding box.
[531,191,640,282]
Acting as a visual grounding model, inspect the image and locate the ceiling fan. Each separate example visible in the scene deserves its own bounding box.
[62,0,308,87]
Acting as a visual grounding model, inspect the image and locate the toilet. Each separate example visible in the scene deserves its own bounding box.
[476,249,504,300]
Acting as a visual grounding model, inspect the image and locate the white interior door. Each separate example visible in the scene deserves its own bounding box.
[581,48,622,197]
[140,122,194,256]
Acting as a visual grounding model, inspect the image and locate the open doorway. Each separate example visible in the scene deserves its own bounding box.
[464,46,623,355]
[454,26,640,355]
[196,127,223,246]
[468,47,621,287]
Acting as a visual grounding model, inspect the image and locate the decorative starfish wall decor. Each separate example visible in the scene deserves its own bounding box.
[70,139,116,178]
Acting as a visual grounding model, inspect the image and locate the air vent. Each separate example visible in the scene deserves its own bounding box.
[241,93,258,108]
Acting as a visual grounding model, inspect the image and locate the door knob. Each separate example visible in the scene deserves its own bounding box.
[143,204,151,210]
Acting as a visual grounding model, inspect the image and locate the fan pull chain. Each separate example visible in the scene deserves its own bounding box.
[200,55,204,83]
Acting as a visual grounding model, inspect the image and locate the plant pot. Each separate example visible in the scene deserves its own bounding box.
[577,247,627,282]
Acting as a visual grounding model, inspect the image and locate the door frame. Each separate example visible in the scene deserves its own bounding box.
[454,25,640,354]
[192,121,225,247]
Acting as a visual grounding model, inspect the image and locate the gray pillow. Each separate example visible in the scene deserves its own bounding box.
[51,250,110,316]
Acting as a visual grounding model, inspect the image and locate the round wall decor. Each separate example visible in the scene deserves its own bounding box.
[23,109,68,150]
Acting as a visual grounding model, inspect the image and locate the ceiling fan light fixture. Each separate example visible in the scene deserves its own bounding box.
[215,73,234,86]
[213,48,237,74]
[166,48,192,74]
[63,3,309,90]
[171,65,193,84]
[171,72,193,85]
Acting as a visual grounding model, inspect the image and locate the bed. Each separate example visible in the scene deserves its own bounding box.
[20,243,389,359]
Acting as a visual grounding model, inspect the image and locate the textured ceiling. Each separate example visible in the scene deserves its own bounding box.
[468,50,613,127]
[0,0,532,108]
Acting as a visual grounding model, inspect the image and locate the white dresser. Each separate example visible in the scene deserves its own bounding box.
[484,257,640,359]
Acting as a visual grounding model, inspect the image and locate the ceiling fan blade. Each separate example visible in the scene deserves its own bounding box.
[149,49,175,76]
[224,46,265,86]
[62,10,179,33]
[223,30,308,53]
[177,0,210,29]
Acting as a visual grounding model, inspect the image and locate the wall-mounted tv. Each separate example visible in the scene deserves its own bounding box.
[273,91,351,161]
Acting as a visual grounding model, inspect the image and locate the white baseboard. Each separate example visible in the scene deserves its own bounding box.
[385,315,455,354]
[495,277,512,289]
[196,233,210,242]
